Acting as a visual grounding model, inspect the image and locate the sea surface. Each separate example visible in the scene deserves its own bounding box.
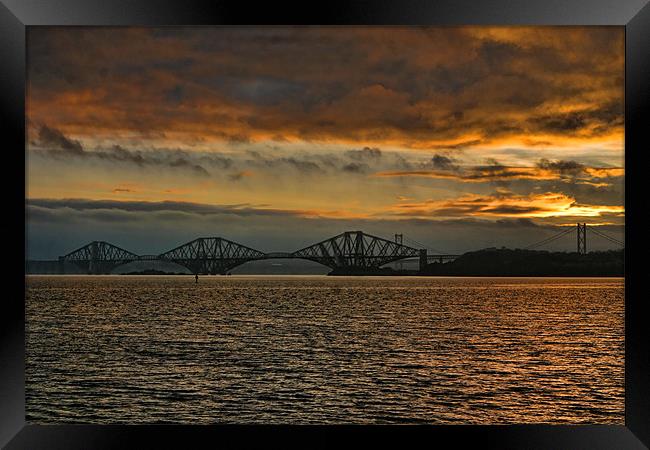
[25,275,624,424]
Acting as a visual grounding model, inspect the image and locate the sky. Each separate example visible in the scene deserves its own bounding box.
[26,26,625,259]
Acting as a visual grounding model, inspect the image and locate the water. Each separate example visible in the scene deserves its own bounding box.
[25,275,624,424]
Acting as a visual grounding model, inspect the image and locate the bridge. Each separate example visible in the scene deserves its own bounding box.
[58,224,624,275]
[59,231,459,275]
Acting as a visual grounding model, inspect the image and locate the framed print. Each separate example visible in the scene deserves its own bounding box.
[2,0,649,448]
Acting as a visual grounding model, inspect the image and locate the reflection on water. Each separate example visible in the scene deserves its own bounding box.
[26,275,624,424]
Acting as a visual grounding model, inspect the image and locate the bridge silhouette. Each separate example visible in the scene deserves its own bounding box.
[58,224,624,275]
[59,231,459,275]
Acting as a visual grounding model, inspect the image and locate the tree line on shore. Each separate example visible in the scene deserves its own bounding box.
[419,248,624,277]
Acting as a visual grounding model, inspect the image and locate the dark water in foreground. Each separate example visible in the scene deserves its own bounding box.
[26,275,624,424]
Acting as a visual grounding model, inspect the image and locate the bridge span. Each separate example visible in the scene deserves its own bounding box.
[58,231,459,275]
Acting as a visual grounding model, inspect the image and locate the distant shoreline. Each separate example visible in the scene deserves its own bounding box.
[25,272,624,278]
[25,248,624,277]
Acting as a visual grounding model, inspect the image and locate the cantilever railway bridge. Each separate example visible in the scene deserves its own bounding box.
[58,224,623,275]
[59,231,457,275]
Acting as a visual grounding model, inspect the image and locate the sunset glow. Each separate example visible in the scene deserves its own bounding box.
[26,26,624,256]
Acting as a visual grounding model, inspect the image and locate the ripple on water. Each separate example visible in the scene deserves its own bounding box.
[25,275,624,424]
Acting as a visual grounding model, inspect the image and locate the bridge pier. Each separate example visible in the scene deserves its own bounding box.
[89,241,98,274]
[419,249,427,272]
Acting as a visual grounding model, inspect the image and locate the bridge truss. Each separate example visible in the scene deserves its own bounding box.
[158,237,267,274]
[291,231,422,271]
[60,241,140,274]
[57,231,454,274]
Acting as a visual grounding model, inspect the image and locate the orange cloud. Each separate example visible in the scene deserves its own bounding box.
[26,27,625,231]
[374,167,559,182]
[27,27,624,151]
[388,192,624,219]
[584,167,625,178]
[374,162,624,183]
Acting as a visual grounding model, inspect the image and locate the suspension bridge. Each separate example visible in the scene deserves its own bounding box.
[57,224,623,275]
[523,222,624,254]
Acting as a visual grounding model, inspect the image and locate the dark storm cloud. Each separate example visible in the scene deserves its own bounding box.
[29,198,238,215]
[462,159,540,183]
[280,157,322,173]
[38,124,83,154]
[35,129,422,179]
[26,27,624,148]
[225,76,306,107]
[26,197,583,229]
[26,198,349,220]
[536,158,585,176]
[342,162,369,173]
[345,147,382,160]
[166,156,210,175]
[429,139,484,150]
[431,154,460,171]
[195,153,234,170]
[377,156,625,203]
[531,112,587,132]
[164,84,185,104]
[529,102,625,136]
[245,152,326,173]
[240,147,393,176]
[34,124,211,176]
[479,40,524,69]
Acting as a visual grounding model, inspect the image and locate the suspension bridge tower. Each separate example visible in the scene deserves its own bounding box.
[577,223,587,255]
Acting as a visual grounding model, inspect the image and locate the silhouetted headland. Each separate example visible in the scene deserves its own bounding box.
[417,248,624,277]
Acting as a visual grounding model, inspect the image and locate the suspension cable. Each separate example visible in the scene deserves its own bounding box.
[524,227,575,250]
[588,227,625,247]
[402,225,623,254]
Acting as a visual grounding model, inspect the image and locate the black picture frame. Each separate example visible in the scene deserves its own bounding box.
[2,1,648,448]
